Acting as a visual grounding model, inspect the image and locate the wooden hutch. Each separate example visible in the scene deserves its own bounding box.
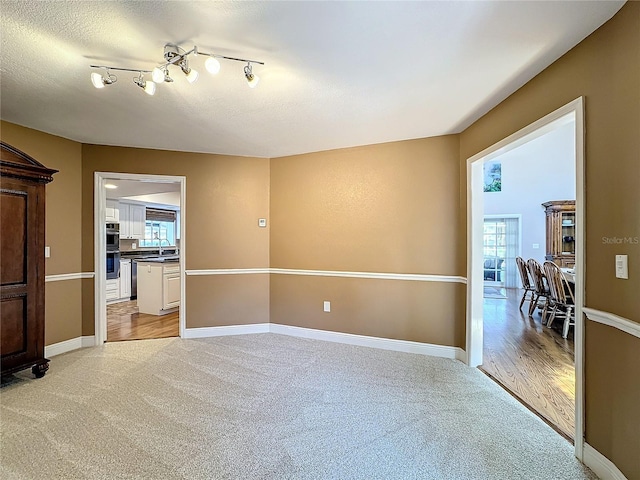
[1,142,57,378]
[542,200,576,268]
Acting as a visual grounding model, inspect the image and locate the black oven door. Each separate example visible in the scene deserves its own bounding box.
[106,251,120,279]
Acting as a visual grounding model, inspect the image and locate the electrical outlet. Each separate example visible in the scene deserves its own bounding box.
[131,243,137,249]
[323,301,331,312]
[532,243,539,249]
[258,218,267,228]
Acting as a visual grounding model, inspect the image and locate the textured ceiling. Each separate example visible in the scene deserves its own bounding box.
[0,1,625,158]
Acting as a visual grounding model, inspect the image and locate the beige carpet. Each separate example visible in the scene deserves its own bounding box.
[0,334,595,479]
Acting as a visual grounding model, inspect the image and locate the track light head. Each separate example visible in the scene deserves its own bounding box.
[152,66,173,83]
[134,73,156,96]
[205,56,221,75]
[244,63,259,88]
[179,60,198,84]
[91,70,116,89]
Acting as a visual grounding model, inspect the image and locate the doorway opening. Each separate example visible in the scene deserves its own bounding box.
[94,172,186,344]
[466,98,585,457]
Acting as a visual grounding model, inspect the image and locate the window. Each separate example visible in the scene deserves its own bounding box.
[139,220,176,247]
[138,208,177,247]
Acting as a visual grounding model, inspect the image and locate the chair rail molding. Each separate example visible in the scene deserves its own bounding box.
[583,307,640,339]
[185,268,467,284]
[45,272,95,282]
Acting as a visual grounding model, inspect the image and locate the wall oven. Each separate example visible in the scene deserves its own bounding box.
[106,251,121,280]
[106,223,120,279]
[106,223,119,251]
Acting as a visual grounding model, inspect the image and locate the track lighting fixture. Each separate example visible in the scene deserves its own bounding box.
[89,43,264,94]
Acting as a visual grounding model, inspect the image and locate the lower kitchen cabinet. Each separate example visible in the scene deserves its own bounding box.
[137,261,180,315]
[120,259,131,299]
[106,278,120,301]
[163,265,180,309]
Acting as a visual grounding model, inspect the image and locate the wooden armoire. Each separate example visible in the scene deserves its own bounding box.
[1,142,57,378]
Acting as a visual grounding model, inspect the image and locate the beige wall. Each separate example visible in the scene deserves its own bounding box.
[1,121,83,344]
[459,3,639,477]
[81,145,270,332]
[270,136,464,347]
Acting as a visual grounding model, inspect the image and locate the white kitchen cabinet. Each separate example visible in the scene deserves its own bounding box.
[120,259,131,299]
[119,203,146,239]
[106,278,120,301]
[106,200,120,223]
[137,261,180,315]
[163,265,181,309]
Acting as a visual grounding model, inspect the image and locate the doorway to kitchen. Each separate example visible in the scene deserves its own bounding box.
[94,172,186,344]
[466,98,584,456]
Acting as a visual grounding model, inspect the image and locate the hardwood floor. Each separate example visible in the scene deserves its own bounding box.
[481,287,575,440]
[107,300,179,342]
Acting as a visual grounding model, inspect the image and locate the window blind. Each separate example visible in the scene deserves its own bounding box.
[146,208,176,222]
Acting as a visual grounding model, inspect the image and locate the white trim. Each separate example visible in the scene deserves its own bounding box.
[270,323,466,361]
[44,336,95,357]
[185,268,466,284]
[466,97,586,460]
[271,268,466,283]
[583,307,640,339]
[183,324,270,338]
[182,322,466,361]
[583,443,628,480]
[45,272,95,282]
[186,268,270,276]
[94,172,187,344]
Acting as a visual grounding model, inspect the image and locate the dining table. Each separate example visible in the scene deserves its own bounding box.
[560,267,576,284]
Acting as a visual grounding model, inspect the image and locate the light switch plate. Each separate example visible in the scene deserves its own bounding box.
[44,246,50,258]
[532,243,540,249]
[323,301,331,312]
[615,254,628,279]
[258,218,267,228]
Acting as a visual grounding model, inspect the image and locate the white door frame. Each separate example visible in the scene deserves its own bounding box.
[465,97,585,459]
[94,172,187,345]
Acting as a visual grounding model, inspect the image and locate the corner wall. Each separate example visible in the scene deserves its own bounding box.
[0,121,84,345]
[270,136,465,348]
[459,3,640,477]
[81,145,271,335]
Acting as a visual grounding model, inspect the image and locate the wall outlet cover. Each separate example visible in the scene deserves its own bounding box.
[258,218,267,228]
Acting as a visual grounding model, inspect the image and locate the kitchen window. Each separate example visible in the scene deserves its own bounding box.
[138,208,177,247]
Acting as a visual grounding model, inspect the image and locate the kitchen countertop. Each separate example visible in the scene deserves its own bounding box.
[135,256,180,263]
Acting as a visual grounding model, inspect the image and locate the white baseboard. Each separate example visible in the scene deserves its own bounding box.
[45,336,96,358]
[269,323,466,361]
[51,327,465,364]
[183,323,270,339]
[583,443,628,480]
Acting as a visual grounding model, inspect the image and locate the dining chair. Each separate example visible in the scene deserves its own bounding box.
[515,256,536,311]
[543,261,575,339]
[527,258,550,322]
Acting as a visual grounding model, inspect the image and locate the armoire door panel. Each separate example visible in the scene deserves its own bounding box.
[0,296,27,356]
[0,188,28,286]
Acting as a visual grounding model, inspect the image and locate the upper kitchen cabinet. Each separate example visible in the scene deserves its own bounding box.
[106,199,119,223]
[119,202,146,239]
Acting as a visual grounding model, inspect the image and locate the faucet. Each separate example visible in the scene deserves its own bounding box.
[158,238,171,255]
